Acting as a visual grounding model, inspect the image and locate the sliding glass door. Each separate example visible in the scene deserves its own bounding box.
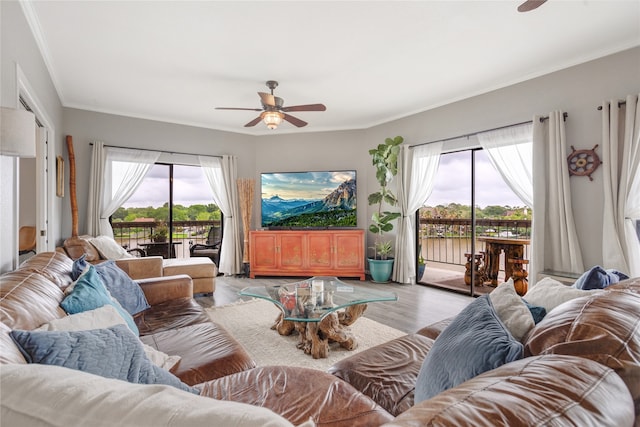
[112,163,220,259]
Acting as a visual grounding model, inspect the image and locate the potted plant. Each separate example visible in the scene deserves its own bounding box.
[368,135,403,282]
[151,221,168,243]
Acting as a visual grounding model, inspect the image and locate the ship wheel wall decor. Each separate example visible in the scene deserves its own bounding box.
[567,144,601,181]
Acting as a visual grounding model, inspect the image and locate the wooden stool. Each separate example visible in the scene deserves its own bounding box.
[509,258,529,296]
[464,252,485,286]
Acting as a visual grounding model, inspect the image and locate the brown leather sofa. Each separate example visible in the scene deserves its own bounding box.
[0,251,392,426]
[330,277,640,426]
[2,251,638,426]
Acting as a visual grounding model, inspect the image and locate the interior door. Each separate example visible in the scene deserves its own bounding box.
[35,127,49,251]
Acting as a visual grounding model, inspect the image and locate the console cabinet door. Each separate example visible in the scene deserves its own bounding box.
[278,233,305,271]
[251,232,278,272]
[333,231,365,272]
[307,232,332,269]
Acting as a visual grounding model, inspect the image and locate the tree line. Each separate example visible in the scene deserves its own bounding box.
[112,203,221,222]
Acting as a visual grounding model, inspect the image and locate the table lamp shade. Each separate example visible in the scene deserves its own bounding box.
[1,107,36,157]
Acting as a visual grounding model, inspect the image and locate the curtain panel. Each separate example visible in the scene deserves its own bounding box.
[601,94,640,276]
[199,155,243,275]
[87,143,159,237]
[531,112,584,281]
[477,122,534,208]
[393,141,443,283]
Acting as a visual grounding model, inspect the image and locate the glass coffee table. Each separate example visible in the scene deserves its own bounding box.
[239,276,398,359]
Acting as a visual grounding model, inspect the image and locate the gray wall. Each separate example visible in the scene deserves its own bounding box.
[365,46,640,269]
[3,0,639,274]
[1,1,64,271]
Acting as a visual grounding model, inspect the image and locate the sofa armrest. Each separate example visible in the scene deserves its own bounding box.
[137,275,193,306]
[415,318,453,340]
[115,256,163,280]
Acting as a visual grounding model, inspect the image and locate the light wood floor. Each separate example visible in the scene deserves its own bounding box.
[195,276,473,334]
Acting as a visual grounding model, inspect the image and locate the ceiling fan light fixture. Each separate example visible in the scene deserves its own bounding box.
[263,111,284,129]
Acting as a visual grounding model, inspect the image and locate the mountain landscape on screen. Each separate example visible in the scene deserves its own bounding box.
[261,171,357,228]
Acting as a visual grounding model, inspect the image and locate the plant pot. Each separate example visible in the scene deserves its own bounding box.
[417,264,425,281]
[368,258,394,283]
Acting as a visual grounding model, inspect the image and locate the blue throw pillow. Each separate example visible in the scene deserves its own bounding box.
[10,324,198,395]
[522,299,547,324]
[72,256,150,316]
[414,295,523,403]
[573,265,630,290]
[61,265,139,336]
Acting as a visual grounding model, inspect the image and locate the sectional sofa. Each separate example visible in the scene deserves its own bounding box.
[1,250,638,426]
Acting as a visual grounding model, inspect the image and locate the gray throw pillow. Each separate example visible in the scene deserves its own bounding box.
[10,324,198,395]
[414,295,523,403]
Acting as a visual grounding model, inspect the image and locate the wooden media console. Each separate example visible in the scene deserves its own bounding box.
[249,229,365,280]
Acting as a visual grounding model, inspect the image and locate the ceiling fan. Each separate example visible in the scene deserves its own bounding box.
[216,81,326,130]
[517,0,547,12]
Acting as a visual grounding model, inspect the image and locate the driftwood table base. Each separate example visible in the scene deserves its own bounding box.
[270,304,368,359]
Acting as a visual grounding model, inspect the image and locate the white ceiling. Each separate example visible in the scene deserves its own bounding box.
[22,1,640,135]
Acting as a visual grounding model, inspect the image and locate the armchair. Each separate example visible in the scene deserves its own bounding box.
[189,226,221,267]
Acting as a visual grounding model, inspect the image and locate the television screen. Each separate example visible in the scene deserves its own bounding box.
[261,170,357,228]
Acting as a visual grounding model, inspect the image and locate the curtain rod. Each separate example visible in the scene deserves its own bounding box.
[596,100,627,111]
[409,112,568,149]
[88,142,222,158]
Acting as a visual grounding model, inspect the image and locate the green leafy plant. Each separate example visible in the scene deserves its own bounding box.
[368,136,403,260]
[151,221,169,242]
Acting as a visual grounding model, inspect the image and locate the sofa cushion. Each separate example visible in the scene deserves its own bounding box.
[524,281,640,417]
[18,251,75,289]
[573,265,629,290]
[328,333,434,416]
[523,277,601,313]
[0,270,66,331]
[36,305,181,372]
[72,255,150,315]
[61,265,139,335]
[10,324,198,394]
[414,295,523,403]
[63,235,102,262]
[135,297,212,335]
[0,364,306,427]
[141,322,256,385]
[489,279,535,341]
[200,365,393,427]
[390,355,635,427]
[89,235,134,260]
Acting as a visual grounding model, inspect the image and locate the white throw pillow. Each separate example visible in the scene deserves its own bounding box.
[1,364,310,427]
[89,235,133,260]
[524,277,601,313]
[36,305,180,371]
[489,279,534,341]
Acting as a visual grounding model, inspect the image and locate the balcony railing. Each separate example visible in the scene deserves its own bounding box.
[418,218,531,267]
[112,220,221,259]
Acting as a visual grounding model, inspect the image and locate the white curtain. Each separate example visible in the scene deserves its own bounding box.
[199,155,243,275]
[393,141,443,283]
[87,143,159,237]
[531,112,584,281]
[477,122,534,208]
[601,94,640,277]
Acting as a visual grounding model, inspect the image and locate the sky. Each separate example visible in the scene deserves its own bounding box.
[261,171,356,200]
[122,151,524,209]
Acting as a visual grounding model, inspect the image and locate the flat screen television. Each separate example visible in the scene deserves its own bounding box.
[261,170,357,228]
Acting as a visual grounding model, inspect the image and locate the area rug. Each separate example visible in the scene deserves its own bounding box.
[206,299,406,371]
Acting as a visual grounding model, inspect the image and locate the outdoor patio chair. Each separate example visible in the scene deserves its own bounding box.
[189,226,221,266]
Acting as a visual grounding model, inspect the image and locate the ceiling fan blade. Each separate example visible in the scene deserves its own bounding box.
[258,92,276,107]
[216,107,263,111]
[517,0,547,12]
[244,115,264,127]
[282,103,327,112]
[283,113,308,128]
